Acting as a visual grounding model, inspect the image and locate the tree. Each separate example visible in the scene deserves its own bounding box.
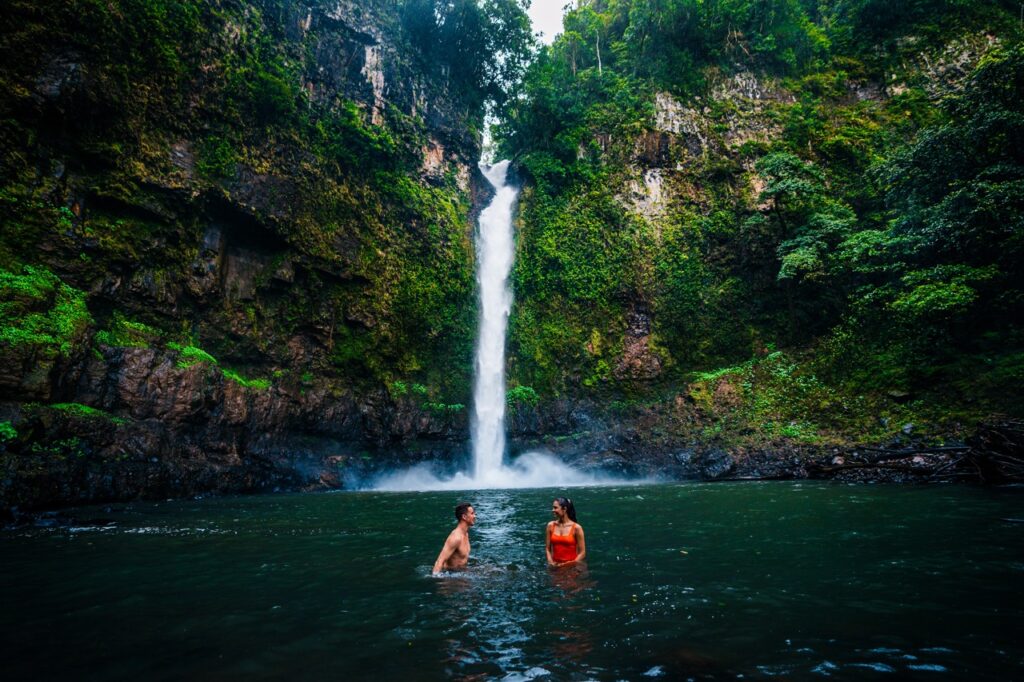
[401,0,535,111]
[872,43,1024,316]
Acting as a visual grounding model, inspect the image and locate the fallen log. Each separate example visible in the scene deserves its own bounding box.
[807,460,955,477]
[969,418,1024,483]
[856,446,970,464]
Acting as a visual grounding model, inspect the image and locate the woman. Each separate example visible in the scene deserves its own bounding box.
[546,497,586,567]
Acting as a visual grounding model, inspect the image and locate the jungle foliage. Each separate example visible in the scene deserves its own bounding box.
[498,0,1024,433]
[0,0,530,402]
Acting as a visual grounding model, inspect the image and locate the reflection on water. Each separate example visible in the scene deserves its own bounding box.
[545,567,597,667]
[1,483,1022,680]
[435,572,476,597]
[548,563,596,600]
[546,628,594,664]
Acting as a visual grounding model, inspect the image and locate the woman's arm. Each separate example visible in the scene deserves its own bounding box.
[545,522,555,566]
[573,524,586,563]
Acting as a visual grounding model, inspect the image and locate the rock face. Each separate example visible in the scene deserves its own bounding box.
[0,0,487,512]
[613,307,663,381]
[1,344,471,512]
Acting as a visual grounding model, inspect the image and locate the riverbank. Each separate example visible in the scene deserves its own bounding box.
[2,340,1020,516]
[3,392,1020,521]
[526,416,1023,485]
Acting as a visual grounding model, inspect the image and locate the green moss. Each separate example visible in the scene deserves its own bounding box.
[196,135,239,179]
[681,350,946,446]
[690,361,754,383]
[48,402,126,424]
[422,401,466,415]
[95,314,162,348]
[0,421,16,442]
[167,342,217,369]
[221,368,271,390]
[0,265,92,357]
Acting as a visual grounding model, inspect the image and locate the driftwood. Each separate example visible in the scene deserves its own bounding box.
[807,460,945,477]
[858,446,971,462]
[807,418,1024,483]
[969,418,1024,483]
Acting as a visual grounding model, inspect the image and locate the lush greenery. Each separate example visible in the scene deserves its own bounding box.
[389,379,466,415]
[498,0,1024,439]
[167,341,218,369]
[0,0,532,406]
[1,0,1022,457]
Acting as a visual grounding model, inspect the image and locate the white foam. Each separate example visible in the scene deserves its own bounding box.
[371,451,634,491]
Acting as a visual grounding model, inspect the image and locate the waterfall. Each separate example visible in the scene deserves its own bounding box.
[370,160,618,491]
[471,160,517,480]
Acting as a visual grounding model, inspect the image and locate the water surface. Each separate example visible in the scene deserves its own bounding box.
[2,482,1022,680]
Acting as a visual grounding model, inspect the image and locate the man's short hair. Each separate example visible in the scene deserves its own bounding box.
[455,502,473,522]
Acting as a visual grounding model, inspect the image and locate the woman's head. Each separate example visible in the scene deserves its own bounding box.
[552,497,577,523]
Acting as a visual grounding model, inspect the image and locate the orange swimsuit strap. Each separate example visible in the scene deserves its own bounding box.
[549,522,576,538]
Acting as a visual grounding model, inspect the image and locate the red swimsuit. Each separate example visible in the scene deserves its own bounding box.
[549,523,578,563]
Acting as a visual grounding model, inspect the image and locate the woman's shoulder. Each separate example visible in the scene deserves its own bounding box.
[546,520,556,528]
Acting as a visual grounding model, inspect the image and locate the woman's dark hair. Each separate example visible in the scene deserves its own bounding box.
[555,497,577,523]
[455,502,473,522]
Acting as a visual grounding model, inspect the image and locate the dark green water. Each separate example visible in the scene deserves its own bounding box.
[2,482,1022,680]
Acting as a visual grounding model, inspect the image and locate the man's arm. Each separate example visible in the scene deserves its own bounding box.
[432,532,458,574]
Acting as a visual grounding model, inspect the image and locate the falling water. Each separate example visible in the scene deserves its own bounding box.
[371,161,620,491]
[471,160,516,480]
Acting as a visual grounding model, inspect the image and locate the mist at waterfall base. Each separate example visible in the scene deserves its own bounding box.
[372,450,629,491]
[371,161,624,492]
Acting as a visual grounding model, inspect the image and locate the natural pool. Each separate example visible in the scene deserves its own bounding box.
[2,482,1022,680]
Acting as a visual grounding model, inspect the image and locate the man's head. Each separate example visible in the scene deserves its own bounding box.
[455,502,476,526]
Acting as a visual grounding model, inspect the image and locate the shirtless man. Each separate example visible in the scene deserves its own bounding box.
[432,502,476,574]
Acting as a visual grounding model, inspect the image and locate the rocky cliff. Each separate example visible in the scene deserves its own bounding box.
[498,2,1024,479]
[0,0,528,512]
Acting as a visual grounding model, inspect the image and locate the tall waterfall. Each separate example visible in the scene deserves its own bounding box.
[370,160,614,491]
[472,160,517,480]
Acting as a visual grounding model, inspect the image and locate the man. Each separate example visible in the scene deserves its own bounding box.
[432,502,476,574]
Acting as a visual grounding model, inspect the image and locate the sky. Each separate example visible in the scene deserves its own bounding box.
[527,0,568,45]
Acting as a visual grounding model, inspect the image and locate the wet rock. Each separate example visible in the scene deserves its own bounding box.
[673,449,697,466]
[508,403,542,436]
[583,452,637,477]
[699,449,735,480]
[33,54,84,104]
[613,307,663,381]
[568,403,602,431]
